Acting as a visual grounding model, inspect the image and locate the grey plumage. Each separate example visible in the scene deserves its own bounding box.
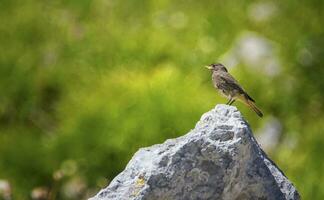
[206,63,263,117]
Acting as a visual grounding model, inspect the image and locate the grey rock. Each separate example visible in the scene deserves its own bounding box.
[90,105,300,200]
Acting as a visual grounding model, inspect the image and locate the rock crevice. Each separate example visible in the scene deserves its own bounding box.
[90,105,300,200]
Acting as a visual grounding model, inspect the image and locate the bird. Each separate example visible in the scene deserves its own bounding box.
[205,63,263,117]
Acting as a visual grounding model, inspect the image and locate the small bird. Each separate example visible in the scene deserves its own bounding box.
[205,63,263,117]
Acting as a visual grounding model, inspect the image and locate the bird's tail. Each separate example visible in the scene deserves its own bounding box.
[239,95,263,117]
[247,100,263,117]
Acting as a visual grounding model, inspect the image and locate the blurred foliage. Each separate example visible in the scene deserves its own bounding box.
[0,0,323,199]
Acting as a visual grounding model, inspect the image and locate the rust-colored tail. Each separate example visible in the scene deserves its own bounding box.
[247,100,263,117]
[239,94,263,117]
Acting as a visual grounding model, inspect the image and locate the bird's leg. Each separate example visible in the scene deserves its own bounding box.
[229,99,236,105]
[226,97,232,105]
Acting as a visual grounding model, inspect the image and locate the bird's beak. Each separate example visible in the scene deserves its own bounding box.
[205,65,213,70]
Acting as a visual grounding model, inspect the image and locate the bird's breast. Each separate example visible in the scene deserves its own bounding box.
[212,73,230,97]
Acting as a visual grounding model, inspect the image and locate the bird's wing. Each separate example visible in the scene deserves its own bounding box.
[219,73,244,92]
[219,73,255,102]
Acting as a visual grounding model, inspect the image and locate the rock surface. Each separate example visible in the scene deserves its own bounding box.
[90,105,300,200]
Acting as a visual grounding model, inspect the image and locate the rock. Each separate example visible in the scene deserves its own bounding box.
[89,105,300,200]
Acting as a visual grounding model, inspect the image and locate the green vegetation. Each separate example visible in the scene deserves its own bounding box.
[0,0,323,199]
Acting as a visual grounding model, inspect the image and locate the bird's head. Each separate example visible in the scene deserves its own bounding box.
[205,63,228,72]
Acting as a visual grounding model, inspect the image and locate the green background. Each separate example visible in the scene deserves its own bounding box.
[0,0,323,199]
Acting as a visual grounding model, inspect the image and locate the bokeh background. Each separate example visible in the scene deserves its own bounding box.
[0,0,323,199]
